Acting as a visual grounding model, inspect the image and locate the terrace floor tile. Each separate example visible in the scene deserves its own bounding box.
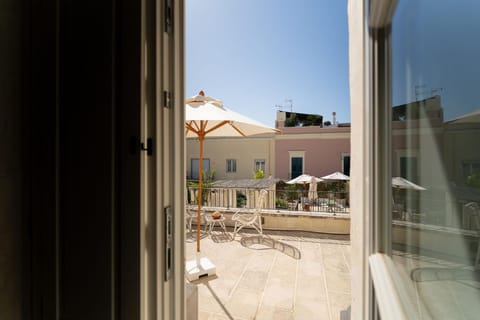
[186,228,351,320]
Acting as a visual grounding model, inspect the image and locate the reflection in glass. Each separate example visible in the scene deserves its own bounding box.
[390,1,480,318]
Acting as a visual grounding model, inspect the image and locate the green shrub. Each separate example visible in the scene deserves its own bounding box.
[253,168,265,179]
[236,192,246,207]
[466,174,480,188]
[275,197,288,209]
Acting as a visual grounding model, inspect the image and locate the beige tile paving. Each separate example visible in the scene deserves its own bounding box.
[187,229,351,320]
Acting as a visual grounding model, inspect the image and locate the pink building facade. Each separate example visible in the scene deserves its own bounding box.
[274,111,351,180]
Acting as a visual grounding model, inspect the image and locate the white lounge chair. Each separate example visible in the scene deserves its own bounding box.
[232,189,268,238]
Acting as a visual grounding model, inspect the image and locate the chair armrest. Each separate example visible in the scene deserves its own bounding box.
[231,210,242,220]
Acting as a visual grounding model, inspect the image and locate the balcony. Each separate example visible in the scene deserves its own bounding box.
[187,187,350,235]
[186,228,351,319]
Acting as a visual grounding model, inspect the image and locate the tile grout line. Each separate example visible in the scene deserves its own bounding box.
[254,244,278,318]
[341,245,351,275]
[320,243,333,320]
[226,236,254,303]
[292,239,301,318]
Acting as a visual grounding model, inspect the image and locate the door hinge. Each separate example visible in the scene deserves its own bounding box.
[140,137,153,156]
[165,0,173,34]
[163,90,172,109]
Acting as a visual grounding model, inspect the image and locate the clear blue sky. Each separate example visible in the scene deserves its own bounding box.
[186,0,350,127]
[392,0,480,121]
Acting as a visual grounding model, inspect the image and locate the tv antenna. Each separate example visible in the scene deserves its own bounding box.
[431,87,443,96]
[275,99,293,112]
[414,84,427,101]
[285,99,293,112]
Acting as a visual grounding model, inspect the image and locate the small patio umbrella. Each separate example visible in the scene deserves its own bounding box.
[286,174,322,198]
[286,173,323,184]
[391,177,426,215]
[321,171,350,193]
[321,171,350,181]
[186,91,279,252]
[392,177,426,190]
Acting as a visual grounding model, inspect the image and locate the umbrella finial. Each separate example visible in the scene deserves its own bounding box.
[199,90,205,96]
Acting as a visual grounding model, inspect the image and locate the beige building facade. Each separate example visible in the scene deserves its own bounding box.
[186,134,276,180]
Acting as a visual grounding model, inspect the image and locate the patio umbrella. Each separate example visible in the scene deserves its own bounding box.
[392,177,426,190]
[321,171,350,193]
[286,173,323,184]
[286,174,322,198]
[391,177,426,214]
[321,171,350,181]
[186,91,279,252]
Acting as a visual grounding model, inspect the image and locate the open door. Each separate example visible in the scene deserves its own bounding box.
[141,0,186,319]
[0,0,185,319]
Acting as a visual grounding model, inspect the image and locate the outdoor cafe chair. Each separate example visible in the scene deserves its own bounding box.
[232,189,268,238]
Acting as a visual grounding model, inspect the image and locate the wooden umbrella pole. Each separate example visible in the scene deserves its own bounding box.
[197,133,204,252]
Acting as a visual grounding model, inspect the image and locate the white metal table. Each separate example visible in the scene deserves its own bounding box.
[204,214,227,235]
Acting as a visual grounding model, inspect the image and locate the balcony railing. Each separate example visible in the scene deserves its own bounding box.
[187,186,349,214]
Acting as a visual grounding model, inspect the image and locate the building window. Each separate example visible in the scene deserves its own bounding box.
[462,161,480,182]
[226,159,237,173]
[342,154,350,176]
[191,158,210,180]
[288,151,305,179]
[254,159,265,173]
[291,157,303,179]
[399,156,418,183]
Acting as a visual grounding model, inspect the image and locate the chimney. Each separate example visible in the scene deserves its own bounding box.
[332,112,337,127]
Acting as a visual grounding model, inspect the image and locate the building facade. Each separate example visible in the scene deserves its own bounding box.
[186,134,276,180]
[186,111,352,182]
[275,111,351,180]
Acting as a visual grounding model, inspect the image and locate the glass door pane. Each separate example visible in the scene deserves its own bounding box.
[291,157,303,179]
[390,1,480,318]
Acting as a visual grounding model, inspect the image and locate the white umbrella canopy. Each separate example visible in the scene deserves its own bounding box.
[286,174,323,184]
[392,177,426,190]
[185,91,279,252]
[321,171,350,181]
[285,174,322,201]
[186,92,278,138]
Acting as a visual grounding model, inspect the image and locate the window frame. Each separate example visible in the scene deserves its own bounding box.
[254,159,266,173]
[349,0,414,318]
[226,159,237,173]
[191,158,210,180]
[362,0,422,319]
[342,153,351,176]
[288,151,305,179]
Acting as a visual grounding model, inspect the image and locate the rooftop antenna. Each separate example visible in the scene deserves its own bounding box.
[414,84,427,101]
[285,99,293,112]
[431,87,443,97]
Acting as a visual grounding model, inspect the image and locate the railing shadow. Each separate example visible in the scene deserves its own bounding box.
[239,235,302,260]
[185,229,210,243]
[210,231,233,243]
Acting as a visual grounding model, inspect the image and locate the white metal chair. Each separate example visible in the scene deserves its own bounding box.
[186,206,205,234]
[232,189,268,238]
